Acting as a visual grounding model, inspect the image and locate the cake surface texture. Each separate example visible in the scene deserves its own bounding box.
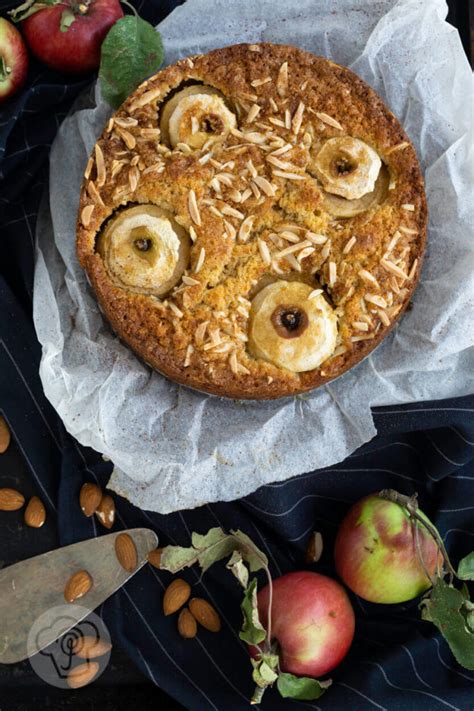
[76,43,427,399]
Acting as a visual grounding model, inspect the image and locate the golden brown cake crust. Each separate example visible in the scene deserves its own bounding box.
[76,43,427,400]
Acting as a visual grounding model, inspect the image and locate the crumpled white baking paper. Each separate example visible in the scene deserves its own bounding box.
[33,0,474,513]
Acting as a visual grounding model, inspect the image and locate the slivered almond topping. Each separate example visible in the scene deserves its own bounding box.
[258,239,272,264]
[246,159,257,178]
[291,101,305,135]
[168,301,183,318]
[365,294,387,308]
[115,116,138,128]
[297,246,315,261]
[94,144,106,187]
[194,247,205,273]
[305,231,327,245]
[238,215,254,242]
[189,225,197,243]
[285,252,302,272]
[128,166,139,191]
[209,205,223,218]
[250,181,261,199]
[352,334,375,342]
[221,205,244,219]
[380,258,408,280]
[321,240,332,261]
[251,77,271,87]
[358,269,378,285]
[269,143,293,156]
[81,204,94,228]
[188,189,201,226]
[328,261,337,286]
[266,155,297,170]
[130,155,140,166]
[182,275,200,286]
[87,181,105,206]
[269,97,278,111]
[229,351,239,374]
[353,321,369,332]
[199,151,213,165]
[249,44,261,52]
[308,288,323,300]
[276,240,312,258]
[210,177,221,194]
[140,128,161,139]
[195,320,209,345]
[106,118,114,133]
[399,225,418,235]
[268,117,286,128]
[191,116,199,134]
[236,305,249,318]
[143,162,164,175]
[242,131,268,145]
[215,172,234,187]
[408,258,418,280]
[252,175,276,196]
[276,62,288,97]
[386,141,410,154]
[224,219,237,240]
[247,104,261,123]
[378,309,391,326]
[131,87,162,109]
[284,109,291,130]
[240,188,253,202]
[386,231,401,254]
[115,127,136,150]
[401,203,415,211]
[84,156,94,180]
[186,57,195,67]
[315,112,343,130]
[228,188,242,203]
[176,142,192,154]
[237,295,251,307]
[343,236,357,254]
[272,169,306,181]
[278,230,300,243]
[111,160,126,179]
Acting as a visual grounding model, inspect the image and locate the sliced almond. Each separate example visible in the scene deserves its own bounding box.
[64,570,93,603]
[80,483,103,517]
[24,496,46,528]
[115,533,138,573]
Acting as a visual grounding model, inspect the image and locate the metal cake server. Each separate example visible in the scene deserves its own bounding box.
[0,528,157,664]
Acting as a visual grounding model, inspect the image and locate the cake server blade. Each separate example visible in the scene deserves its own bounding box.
[0,528,157,664]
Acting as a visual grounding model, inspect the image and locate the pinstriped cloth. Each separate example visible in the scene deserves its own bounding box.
[1,1,473,709]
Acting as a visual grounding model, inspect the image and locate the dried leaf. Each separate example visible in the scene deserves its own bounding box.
[252,658,278,687]
[231,529,268,572]
[226,550,249,589]
[458,552,474,581]
[239,579,266,645]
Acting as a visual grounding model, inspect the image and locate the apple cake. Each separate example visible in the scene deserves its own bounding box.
[76,43,427,399]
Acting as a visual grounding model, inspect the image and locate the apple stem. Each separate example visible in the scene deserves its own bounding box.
[120,0,139,17]
[0,57,12,82]
[379,489,456,583]
[250,685,266,704]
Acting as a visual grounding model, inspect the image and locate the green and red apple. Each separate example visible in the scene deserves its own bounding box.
[252,571,355,677]
[0,18,28,103]
[335,493,443,604]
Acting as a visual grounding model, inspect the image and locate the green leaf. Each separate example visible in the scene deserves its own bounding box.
[192,528,237,573]
[458,552,474,581]
[420,578,474,670]
[231,529,268,572]
[99,15,164,109]
[226,551,249,589]
[277,673,332,700]
[239,578,266,645]
[60,8,75,32]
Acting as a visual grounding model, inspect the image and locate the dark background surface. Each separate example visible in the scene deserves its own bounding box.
[0,1,473,710]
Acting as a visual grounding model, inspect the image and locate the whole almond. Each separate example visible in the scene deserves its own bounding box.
[115,533,137,573]
[305,531,323,564]
[189,598,221,632]
[148,547,163,569]
[80,483,102,517]
[0,488,25,511]
[163,579,191,616]
[0,415,11,453]
[24,496,46,528]
[178,608,197,639]
[67,661,100,689]
[73,635,112,659]
[64,570,93,603]
[95,494,115,529]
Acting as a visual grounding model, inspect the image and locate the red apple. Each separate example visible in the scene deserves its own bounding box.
[0,18,28,103]
[252,571,355,678]
[335,493,443,604]
[21,0,123,74]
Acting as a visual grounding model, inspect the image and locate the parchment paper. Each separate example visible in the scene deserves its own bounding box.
[33,0,474,514]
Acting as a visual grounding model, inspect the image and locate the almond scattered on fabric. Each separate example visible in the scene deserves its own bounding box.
[95,494,115,529]
[80,482,102,517]
[0,487,25,511]
[0,415,11,453]
[163,578,191,616]
[177,607,198,639]
[189,598,221,632]
[67,661,100,689]
[24,496,46,528]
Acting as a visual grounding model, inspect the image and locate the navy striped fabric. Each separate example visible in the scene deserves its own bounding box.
[1,2,473,709]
